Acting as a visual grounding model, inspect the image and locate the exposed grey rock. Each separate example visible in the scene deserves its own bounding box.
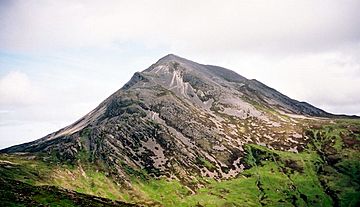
[1,54,354,184]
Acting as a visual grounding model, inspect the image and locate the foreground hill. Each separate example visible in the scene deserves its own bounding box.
[1,54,359,206]
[0,176,136,207]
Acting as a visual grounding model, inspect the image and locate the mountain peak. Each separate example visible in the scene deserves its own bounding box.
[1,54,341,170]
[144,54,201,75]
[157,53,183,62]
[154,54,194,66]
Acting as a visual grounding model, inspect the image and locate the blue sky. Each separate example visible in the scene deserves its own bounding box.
[1,0,360,149]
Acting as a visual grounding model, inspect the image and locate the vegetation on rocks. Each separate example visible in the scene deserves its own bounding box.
[1,119,359,206]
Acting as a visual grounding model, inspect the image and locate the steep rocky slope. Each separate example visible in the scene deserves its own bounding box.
[1,54,359,206]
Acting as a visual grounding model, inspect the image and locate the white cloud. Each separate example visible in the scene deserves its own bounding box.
[1,0,359,54]
[0,71,41,106]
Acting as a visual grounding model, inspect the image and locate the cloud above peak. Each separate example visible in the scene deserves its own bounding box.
[1,0,359,54]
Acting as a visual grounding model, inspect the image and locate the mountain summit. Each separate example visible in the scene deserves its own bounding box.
[1,55,359,206]
[0,54,338,177]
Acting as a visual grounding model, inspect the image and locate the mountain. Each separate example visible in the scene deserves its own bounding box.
[1,54,328,178]
[1,54,359,207]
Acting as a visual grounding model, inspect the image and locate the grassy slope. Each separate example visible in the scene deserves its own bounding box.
[0,177,136,207]
[0,119,359,207]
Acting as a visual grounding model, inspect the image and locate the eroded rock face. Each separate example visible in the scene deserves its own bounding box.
[1,54,342,183]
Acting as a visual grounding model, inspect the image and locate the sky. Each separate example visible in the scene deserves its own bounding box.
[1,0,360,149]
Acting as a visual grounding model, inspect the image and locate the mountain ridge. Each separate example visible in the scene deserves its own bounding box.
[1,54,360,206]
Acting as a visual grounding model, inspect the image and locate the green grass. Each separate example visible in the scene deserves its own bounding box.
[0,177,133,207]
[242,144,332,207]
[33,194,75,207]
[125,142,339,206]
[0,154,127,201]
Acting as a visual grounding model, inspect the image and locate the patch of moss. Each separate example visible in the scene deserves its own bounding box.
[196,157,216,172]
